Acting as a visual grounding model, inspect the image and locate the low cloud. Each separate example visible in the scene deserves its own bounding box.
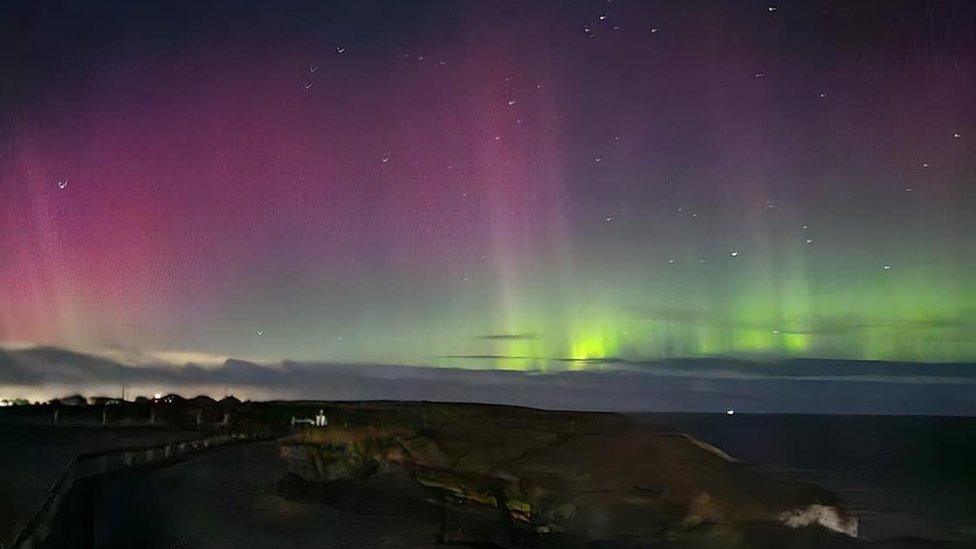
[1,346,976,415]
[472,334,539,341]
[440,354,537,360]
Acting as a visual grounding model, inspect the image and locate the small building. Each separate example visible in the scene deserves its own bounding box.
[57,395,88,406]
[291,409,328,428]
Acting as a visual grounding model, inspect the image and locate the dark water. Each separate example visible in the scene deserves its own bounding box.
[632,413,976,544]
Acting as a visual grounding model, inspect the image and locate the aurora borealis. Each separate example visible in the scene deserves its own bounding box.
[2,0,975,376]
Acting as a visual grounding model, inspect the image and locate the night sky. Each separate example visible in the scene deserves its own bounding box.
[2,0,975,380]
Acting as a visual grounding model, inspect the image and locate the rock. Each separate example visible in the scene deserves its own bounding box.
[779,504,858,537]
[276,402,855,546]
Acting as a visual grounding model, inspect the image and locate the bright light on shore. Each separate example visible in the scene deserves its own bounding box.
[726,409,735,415]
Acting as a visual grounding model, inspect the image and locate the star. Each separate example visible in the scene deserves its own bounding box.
[905,187,912,192]
[953,132,961,138]
[308,65,318,73]
[754,72,766,78]
[303,82,313,91]
[802,225,808,230]
[730,250,739,257]
[650,27,659,33]
[507,99,517,106]
[805,238,813,244]
[767,6,777,12]
[883,264,892,270]
[594,157,603,163]
[439,59,447,66]
[922,162,931,168]
[698,258,707,264]
[336,46,345,54]
[599,14,607,21]
[461,274,471,282]
[381,153,390,163]
[668,258,675,264]
[57,179,68,190]
[256,330,264,336]
[605,215,614,223]
[819,92,827,99]
[417,54,424,61]
[772,330,780,334]
[336,336,344,342]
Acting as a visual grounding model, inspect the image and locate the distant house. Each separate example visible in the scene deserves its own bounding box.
[218,396,242,409]
[190,395,217,406]
[157,394,185,405]
[57,395,87,406]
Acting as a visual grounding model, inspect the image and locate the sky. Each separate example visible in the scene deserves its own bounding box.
[1,0,975,398]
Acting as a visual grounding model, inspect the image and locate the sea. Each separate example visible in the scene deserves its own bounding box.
[632,413,976,544]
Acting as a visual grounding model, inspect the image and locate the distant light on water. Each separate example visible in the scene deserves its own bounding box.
[726,409,735,415]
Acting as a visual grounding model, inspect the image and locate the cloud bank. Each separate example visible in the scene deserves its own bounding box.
[1,346,975,415]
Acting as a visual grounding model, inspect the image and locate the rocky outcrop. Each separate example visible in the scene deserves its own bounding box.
[780,504,859,537]
[278,402,856,547]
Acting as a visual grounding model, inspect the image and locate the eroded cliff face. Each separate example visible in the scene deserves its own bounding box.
[278,403,857,547]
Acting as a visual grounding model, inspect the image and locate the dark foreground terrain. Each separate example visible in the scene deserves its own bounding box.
[0,423,198,544]
[2,401,973,548]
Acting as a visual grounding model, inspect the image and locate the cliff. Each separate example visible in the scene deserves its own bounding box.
[279,402,857,547]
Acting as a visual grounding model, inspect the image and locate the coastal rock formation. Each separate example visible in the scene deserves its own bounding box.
[780,504,859,537]
[278,402,857,547]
